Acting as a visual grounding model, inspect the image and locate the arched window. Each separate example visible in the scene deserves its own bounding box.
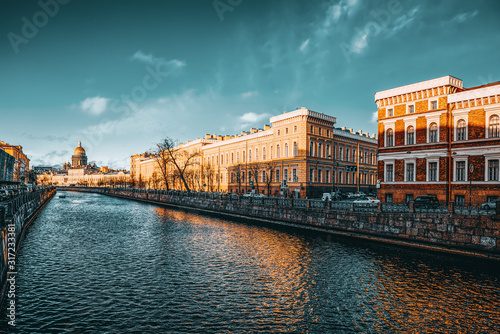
[310,142,314,156]
[386,129,394,147]
[429,123,438,143]
[248,150,252,162]
[255,148,259,161]
[457,119,467,141]
[489,115,499,138]
[294,142,298,156]
[407,126,415,145]
[318,143,322,158]
[263,147,266,160]
[277,145,280,158]
[285,143,288,157]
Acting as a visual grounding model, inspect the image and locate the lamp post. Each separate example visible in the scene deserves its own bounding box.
[469,163,474,208]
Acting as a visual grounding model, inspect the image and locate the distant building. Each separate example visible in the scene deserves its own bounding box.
[0,141,30,184]
[37,141,130,186]
[375,75,500,205]
[0,147,15,183]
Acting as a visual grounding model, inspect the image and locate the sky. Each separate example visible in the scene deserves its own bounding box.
[1,0,499,169]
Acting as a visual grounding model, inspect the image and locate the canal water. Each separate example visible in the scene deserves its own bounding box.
[2,191,500,333]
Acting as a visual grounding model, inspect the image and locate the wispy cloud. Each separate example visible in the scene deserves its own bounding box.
[323,0,359,28]
[240,91,259,99]
[299,39,310,52]
[447,10,479,24]
[131,50,186,68]
[371,111,378,123]
[80,96,110,115]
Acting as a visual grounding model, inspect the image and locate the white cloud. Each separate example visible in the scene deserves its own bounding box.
[131,50,186,68]
[80,96,110,115]
[300,39,310,52]
[240,91,259,99]
[238,112,270,129]
[351,30,369,54]
[371,111,378,123]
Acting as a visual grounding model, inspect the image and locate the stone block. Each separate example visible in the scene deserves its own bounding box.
[472,236,481,245]
[451,234,471,243]
[436,224,447,232]
[480,236,496,248]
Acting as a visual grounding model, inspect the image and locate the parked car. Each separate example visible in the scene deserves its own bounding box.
[480,199,500,210]
[414,195,440,208]
[353,197,380,204]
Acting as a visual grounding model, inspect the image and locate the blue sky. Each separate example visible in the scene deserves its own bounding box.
[1,0,499,169]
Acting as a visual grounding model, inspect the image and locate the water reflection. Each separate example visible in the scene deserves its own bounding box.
[1,191,499,333]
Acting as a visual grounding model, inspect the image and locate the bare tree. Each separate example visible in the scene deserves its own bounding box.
[265,164,274,196]
[248,164,261,194]
[151,171,160,189]
[155,137,200,193]
[204,162,215,192]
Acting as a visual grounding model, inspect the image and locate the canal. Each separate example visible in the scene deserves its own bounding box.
[2,191,500,333]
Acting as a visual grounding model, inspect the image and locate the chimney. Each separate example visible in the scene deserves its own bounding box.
[264,125,271,130]
[217,135,223,141]
[205,134,211,139]
[225,135,230,140]
[250,128,257,133]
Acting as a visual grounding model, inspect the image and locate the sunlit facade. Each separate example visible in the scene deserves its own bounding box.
[0,141,30,183]
[131,108,378,198]
[376,75,500,205]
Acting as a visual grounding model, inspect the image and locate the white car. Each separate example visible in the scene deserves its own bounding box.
[353,197,380,204]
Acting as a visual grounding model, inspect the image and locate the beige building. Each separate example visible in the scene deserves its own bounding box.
[0,141,30,183]
[131,108,377,198]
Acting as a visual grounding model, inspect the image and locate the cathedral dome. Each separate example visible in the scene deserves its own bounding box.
[73,141,86,156]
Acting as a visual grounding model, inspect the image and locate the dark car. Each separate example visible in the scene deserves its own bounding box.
[414,195,440,208]
[481,199,500,210]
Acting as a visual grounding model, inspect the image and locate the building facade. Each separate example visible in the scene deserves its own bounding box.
[0,148,15,183]
[0,141,30,184]
[376,75,500,205]
[131,108,378,198]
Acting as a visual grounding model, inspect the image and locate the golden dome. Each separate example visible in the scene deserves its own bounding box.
[73,141,86,155]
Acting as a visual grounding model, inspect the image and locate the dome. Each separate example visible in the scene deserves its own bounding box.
[73,141,86,155]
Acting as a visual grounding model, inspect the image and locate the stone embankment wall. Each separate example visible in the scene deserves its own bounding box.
[62,187,500,260]
[0,188,56,301]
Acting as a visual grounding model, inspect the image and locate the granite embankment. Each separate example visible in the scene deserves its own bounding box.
[63,187,500,260]
[0,187,56,302]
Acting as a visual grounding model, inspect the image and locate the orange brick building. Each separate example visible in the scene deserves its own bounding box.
[376,76,500,205]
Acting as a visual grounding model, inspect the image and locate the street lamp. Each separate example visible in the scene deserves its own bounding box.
[469,163,474,208]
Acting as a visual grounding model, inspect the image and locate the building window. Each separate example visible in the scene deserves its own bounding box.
[276,169,280,182]
[346,147,350,161]
[339,171,343,184]
[310,125,313,133]
[293,169,297,182]
[294,142,298,156]
[407,126,415,145]
[309,169,314,183]
[429,162,438,182]
[249,150,252,162]
[327,129,330,137]
[243,151,246,163]
[353,148,357,163]
[326,170,330,183]
[255,149,259,161]
[294,125,297,133]
[262,170,266,183]
[310,142,314,156]
[285,143,289,157]
[455,195,465,206]
[284,169,288,182]
[387,108,393,117]
[339,146,343,161]
[318,143,322,158]
[286,128,288,134]
[319,128,322,135]
[405,194,414,203]
[386,129,394,147]
[489,115,499,138]
[408,105,415,114]
[406,163,414,182]
[456,161,466,181]
[488,159,499,181]
[429,122,438,143]
[248,171,252,183]
[262,148,266,160]
[457,119,467,141]
[431,101,438,110]
[385,193,393,203]
[277,130,280,136]
[386,164,394,182]
[276,145,280,158]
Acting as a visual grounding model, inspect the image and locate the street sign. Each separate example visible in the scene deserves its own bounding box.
[376,179,381,184]
[469,164,474,173]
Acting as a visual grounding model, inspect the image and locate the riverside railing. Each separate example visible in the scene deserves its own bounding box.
[58,186,499,216]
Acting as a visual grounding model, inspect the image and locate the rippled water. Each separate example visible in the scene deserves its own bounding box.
[2,191,500,333]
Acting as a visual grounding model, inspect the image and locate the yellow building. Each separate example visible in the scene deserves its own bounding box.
[0,141,30,184]
[131,108,378,198]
